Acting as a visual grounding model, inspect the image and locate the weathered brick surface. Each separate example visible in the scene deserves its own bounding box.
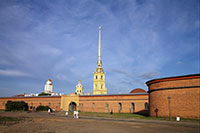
[147,74,200,119]
[0,96,61,111]
[0,94,148,114]
[79,94,148,113]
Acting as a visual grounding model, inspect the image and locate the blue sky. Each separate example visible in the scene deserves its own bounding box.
[0,0,199,97]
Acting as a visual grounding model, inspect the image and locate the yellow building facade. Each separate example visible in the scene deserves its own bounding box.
[60,94,79,112]
[93,26,107,94]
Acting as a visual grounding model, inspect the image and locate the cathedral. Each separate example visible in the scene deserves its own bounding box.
[0,26,199,119]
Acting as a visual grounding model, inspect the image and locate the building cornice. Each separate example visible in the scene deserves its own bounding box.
[148,85,200,93]
[0,96,61,99]
[146,74,200,86]
[80,93,148,97]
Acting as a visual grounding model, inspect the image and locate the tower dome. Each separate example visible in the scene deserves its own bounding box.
[76,80,83,88]
[130,88,146,93]
[76,80,84,95]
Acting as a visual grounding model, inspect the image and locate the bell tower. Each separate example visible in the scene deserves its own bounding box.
[93,26,107,95]
[76,80,83,95]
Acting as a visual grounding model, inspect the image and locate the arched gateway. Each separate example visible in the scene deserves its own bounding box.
[69,102,77,112]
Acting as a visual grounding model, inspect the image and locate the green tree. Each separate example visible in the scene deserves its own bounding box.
[5,101,28,111]
[38,92,51,96]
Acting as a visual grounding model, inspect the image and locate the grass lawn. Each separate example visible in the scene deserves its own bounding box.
[79,112,200,122]
[0,116,22,124]
[79,112,146,119]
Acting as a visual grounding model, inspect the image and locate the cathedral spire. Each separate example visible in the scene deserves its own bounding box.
[97,26,102,67]
[93,26,107,95]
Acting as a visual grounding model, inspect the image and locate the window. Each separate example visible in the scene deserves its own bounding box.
[101,84,103,89]
[118,103,122,112]
[92,103,95,108]
[144,102,148,110]
[30,103,33,110]
[131,103,135,113]
[101,75,103,79]
[95,84,97,88]
[79,103,83,107]
[96,75,98,79]
[105,103,109,111]
[1,102,5,108]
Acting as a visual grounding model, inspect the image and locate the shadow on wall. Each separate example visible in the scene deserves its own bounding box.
[134,110,149,116]
[155,108,159,117]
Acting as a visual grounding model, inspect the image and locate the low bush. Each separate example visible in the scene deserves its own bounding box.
[36,105,51,111]
[5,101,28,111]
[38,92,51,96]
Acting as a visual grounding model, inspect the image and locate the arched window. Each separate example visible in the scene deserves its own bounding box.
[105,103,109,111]
[101,75,103,79]
[144,102,148,110]
[79,103,83,107]
[29,103,33,110]
[92,103,95,108]
[118,102,122,112]
[96,75,98,79]
[1,101,5,108]
[131,103,135,113]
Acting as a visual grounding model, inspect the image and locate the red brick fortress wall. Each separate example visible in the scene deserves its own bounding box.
[79,94,148,114]
[146,74,200,119]
[0,96,61,111]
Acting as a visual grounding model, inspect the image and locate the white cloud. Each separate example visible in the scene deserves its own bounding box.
[176,61,183,65]
[0,88,15,97]
[138,72,160,79]
[0,69,30,77]
[54,74,69,81]
[39,45,62,55]
[111,69,131,78]
[194,20,200,29]
[0,59,12,65]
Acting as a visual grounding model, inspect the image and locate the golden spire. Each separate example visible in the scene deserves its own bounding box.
[97,26,102,68]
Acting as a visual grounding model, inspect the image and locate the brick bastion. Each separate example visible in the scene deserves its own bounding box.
[146,74,200,119]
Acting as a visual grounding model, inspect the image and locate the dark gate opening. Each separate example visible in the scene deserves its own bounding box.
[69,102,77,112]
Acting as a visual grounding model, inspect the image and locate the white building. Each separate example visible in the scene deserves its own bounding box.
[44,79,53,93]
